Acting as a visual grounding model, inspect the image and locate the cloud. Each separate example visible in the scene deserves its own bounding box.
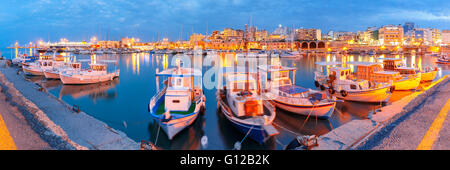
[374,9,450,21]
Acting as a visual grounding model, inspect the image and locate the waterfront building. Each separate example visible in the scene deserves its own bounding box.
[403,22,415,34]
[272,24,292,36]
[189,34,206,43]
[378,24,403,46]
[356,27,378,45]
[412,28,441,45]
[334,31,356,41]
[442,30,450,45]
[295,28,322,41]
[97,41,120,48]
[120,37,136,48]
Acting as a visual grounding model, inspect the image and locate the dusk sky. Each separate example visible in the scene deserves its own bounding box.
[1,0,449,49]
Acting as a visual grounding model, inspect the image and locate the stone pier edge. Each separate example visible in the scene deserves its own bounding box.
[312,75,449,150]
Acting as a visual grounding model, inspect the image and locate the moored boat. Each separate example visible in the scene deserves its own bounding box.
[420,66,438,82]
[349,61,421,91]
[217,68,279,143]
[60,61,119,85]
[314,62,393,103]
[258,63,336,119]
[22,55,53,76]
[148,60,205,140]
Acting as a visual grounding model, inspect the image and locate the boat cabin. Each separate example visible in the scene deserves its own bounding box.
[225,74,263,117]
[157,67,202,112]
[352,62,402,83]
[381,58,418,74]
[258,65,296,89]
[39,60,53,67]
[327,67,353,81]
[90,64,107,71]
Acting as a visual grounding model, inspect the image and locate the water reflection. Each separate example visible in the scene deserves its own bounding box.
[58,78,119,101]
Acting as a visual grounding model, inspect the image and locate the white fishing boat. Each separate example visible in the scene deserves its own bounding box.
[314,62,393,103]
[22,55,54,76]
[59,60,119,85]
[217,67,279,143]
[44,61,81,79]
[148,60,205,140]
[258,63,336,119]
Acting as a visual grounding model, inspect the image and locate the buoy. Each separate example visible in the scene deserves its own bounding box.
[201,136,208,149]
[233,141,241,150]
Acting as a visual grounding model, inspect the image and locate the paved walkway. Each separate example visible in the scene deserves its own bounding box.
[358,79,450,150]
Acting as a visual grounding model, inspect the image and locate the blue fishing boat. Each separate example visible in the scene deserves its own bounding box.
[217,68,279,144]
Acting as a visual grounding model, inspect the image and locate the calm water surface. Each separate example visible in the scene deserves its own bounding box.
[20,52,450,150]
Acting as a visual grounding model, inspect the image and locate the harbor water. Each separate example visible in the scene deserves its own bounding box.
[14,52,450,150]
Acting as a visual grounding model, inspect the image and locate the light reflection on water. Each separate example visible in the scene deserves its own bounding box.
[25,52,449,150]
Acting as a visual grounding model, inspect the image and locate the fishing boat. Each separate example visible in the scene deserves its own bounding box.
[44,60,81,79]
[22,55,53,76]
[420,66,438,82]
[217,68,279,143]
[42,55,70,79]
[12,53,39,66]
[314,62,393,103]
[378,58,422,88]
[349,61,422,90]
[436,54,449,64]
[59,60,119,85]
[148,60,205,140]
[258,63,336,119]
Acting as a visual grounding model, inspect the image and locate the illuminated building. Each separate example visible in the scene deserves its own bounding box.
[295,28,321,41]
[442,30,450,45]
[378,25,403,46]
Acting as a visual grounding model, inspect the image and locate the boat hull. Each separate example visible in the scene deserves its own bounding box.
[60,72,119,85]
[23,67,44,76]
[393,75,421,90]
[336,86,391,103]
[273,100,336,119]
[420,71,437,82]
[150,94,205,140]
[44,71,60,79]
[217,92,277,144]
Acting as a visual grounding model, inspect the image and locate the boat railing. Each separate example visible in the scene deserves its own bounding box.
[263,100,276,114]
[216,90,233,116]
[150,87,167,111]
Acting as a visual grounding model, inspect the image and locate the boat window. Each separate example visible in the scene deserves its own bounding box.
[350,84,357,89]
[176,78,182,86]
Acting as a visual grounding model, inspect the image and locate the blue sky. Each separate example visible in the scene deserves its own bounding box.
[0,0,449,49]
